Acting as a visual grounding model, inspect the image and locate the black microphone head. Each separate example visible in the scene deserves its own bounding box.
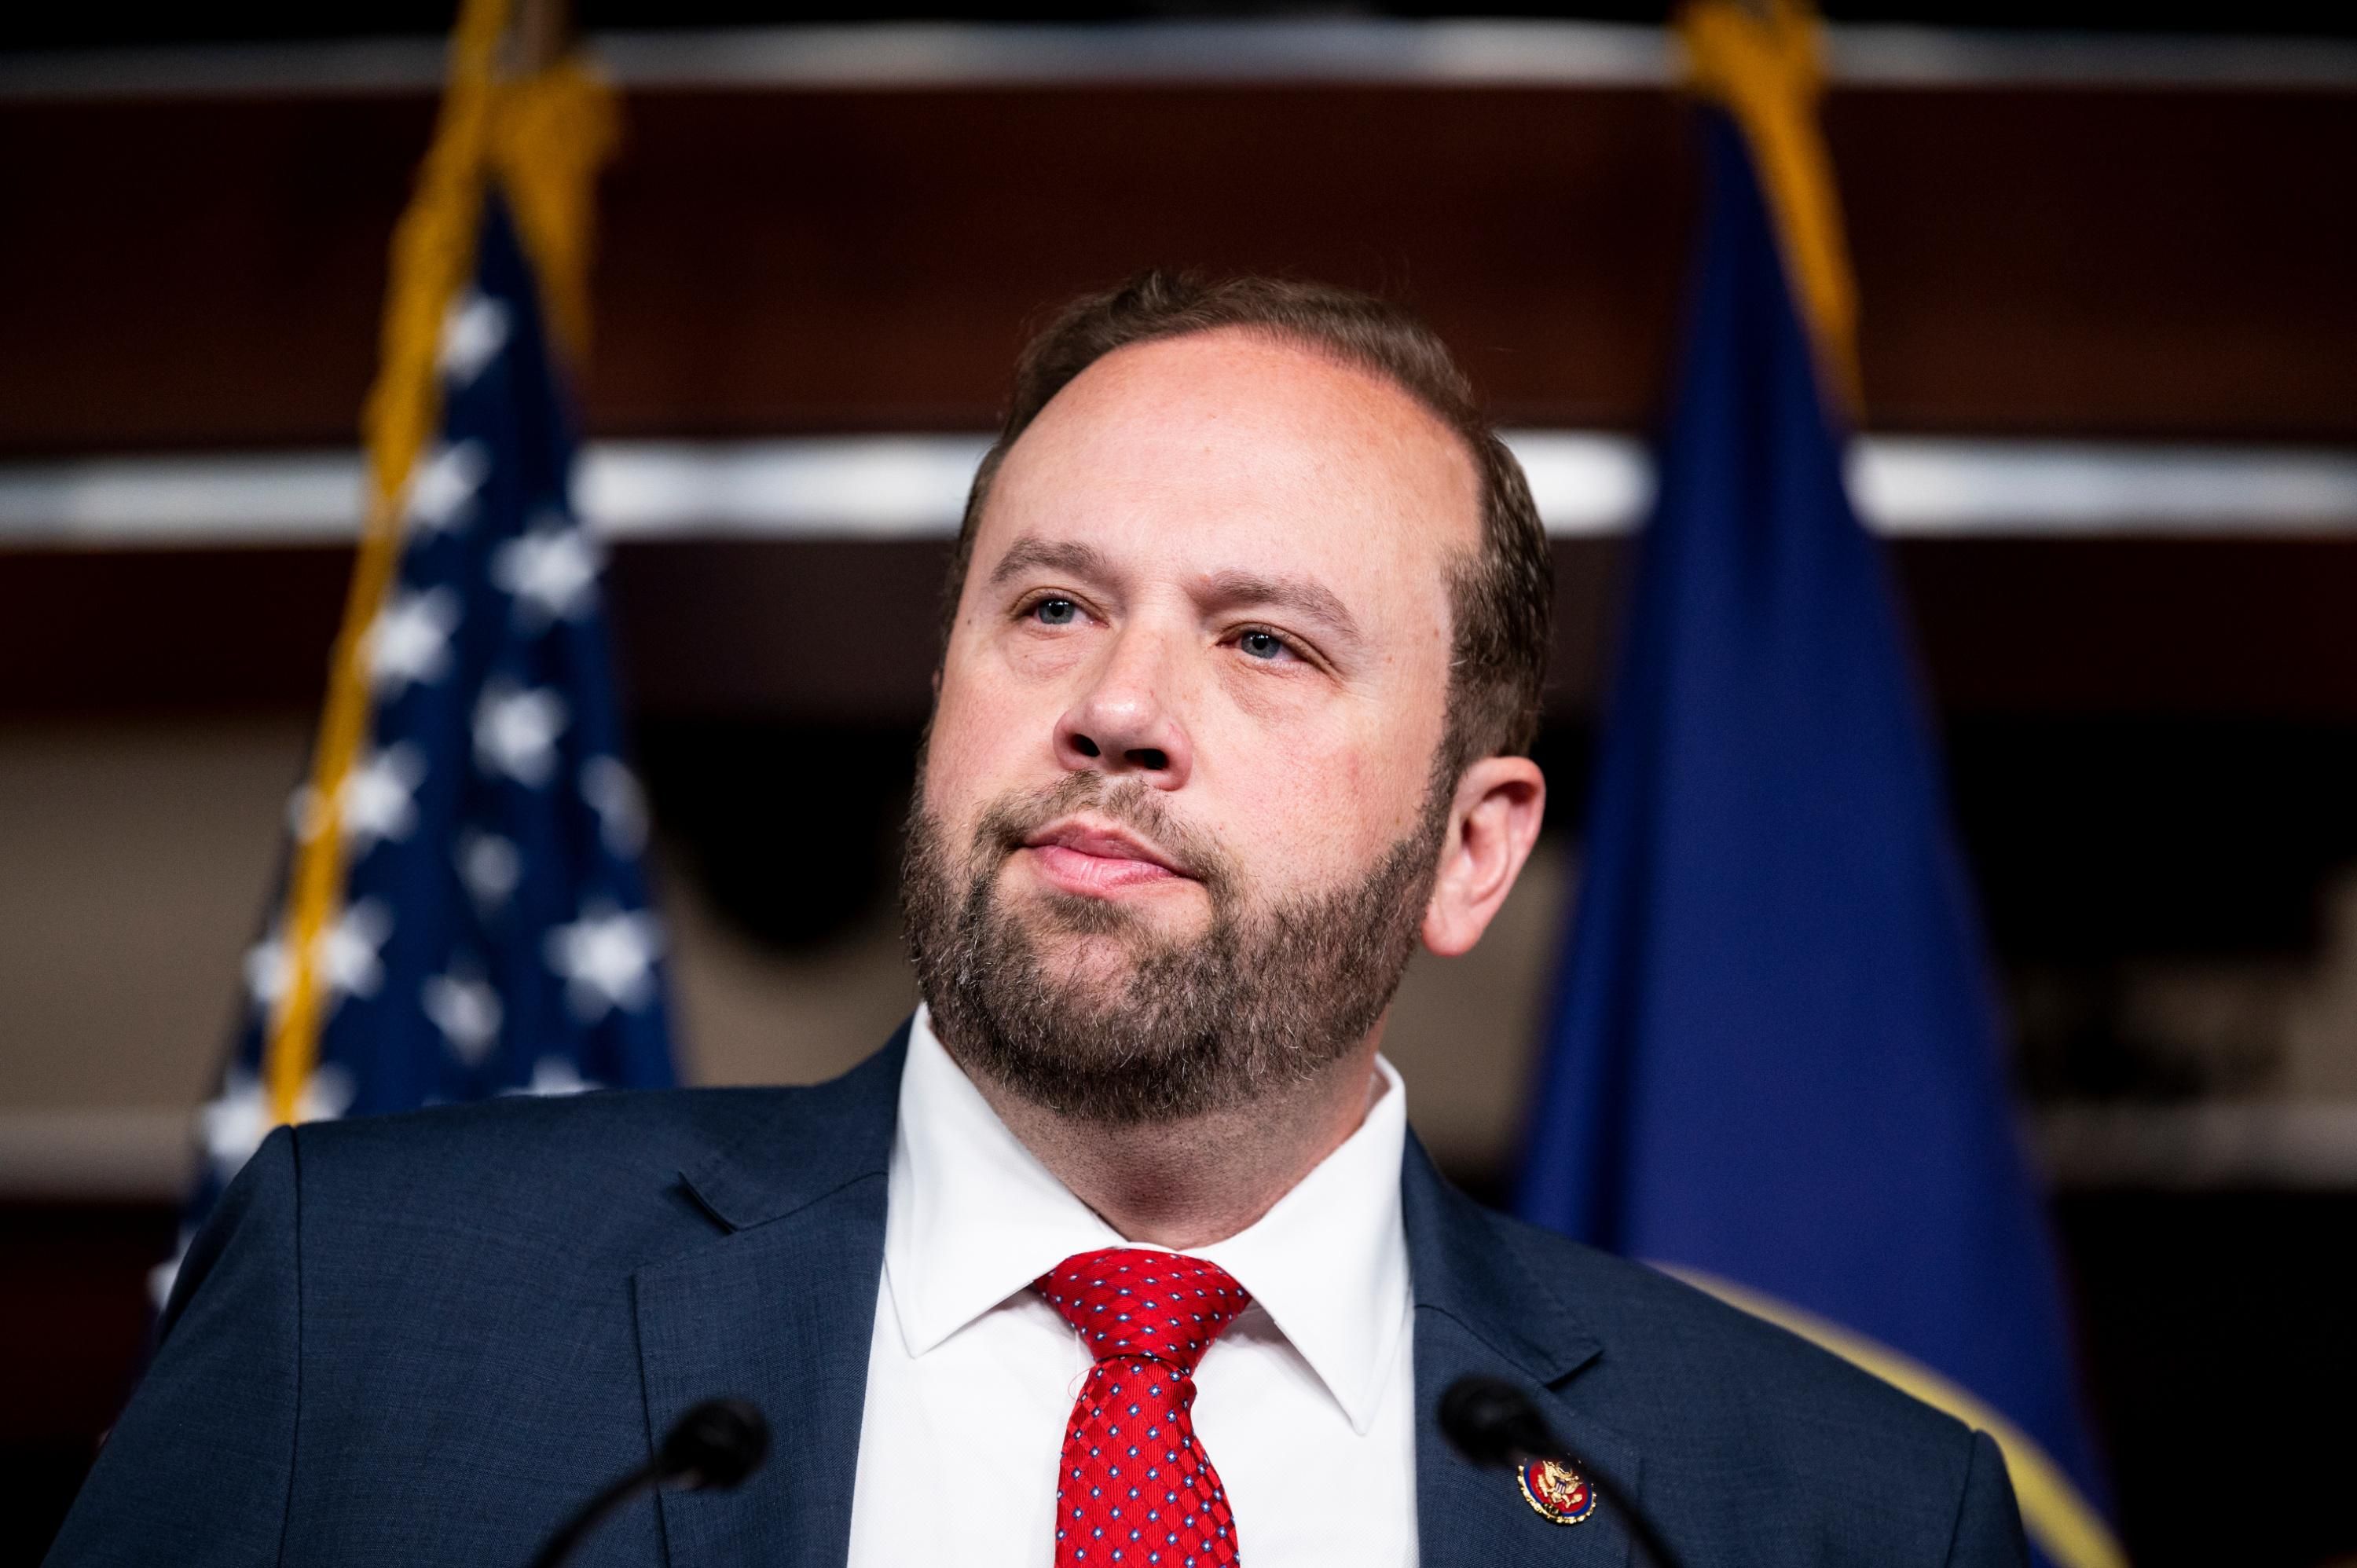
[655,1398,770,1492]
[1439,1375,1559,1471]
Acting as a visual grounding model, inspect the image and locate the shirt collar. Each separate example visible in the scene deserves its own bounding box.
[884,1005,1411,1435]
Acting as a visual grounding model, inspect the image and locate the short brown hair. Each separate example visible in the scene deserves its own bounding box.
[943,271,1552,776]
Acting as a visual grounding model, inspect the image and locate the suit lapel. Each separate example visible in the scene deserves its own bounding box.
[629,1041,1645,1566]
[1405,1137,1642,1567]
[632,1030,907,1568]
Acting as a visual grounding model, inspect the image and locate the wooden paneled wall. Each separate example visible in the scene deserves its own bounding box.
[4,82,2351,453]
[2,76,2352,724]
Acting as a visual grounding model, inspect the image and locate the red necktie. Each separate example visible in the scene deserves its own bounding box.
[1036,1247,1252,1567]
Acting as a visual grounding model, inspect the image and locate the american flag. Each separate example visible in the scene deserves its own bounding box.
[156,189,676,1304]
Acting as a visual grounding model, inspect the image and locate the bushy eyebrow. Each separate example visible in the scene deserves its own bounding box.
[1197,569,1362,648]
[986,537,1113,589]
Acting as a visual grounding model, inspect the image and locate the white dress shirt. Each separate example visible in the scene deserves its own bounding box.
[845,1006,1419,1565]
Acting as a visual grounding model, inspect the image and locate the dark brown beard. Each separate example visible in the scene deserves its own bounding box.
[900,768,1450,1125]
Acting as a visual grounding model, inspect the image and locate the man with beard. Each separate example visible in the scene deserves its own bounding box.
[50,275,2026,1567]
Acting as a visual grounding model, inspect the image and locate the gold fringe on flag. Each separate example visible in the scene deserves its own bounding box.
[1669,1267,2130,1568]
[263,0,615,1125]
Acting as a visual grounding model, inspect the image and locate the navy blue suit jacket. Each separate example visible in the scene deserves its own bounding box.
[51,1026,2025,1566]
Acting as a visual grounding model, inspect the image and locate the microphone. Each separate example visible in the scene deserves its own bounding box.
[654,1398,770,1490]
[526,1398,770,1568]
[1438,1376,1684,1568]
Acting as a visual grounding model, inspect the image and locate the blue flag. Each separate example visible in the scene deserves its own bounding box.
[1513,109,2118,1567]
[159,192,676,1304]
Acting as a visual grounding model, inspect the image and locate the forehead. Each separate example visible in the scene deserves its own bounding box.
[976,328,1482,607]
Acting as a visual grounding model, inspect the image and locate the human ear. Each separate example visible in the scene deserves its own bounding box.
[1420,755,1546,958]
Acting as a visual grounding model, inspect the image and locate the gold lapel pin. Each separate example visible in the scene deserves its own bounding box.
[1518,1456,1600,1526]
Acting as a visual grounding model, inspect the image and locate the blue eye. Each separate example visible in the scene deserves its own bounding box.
[1237,630,1287,661]
[1033,598,1079,626]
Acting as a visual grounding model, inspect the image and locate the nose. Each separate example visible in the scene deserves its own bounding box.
[1054,625,1192,789]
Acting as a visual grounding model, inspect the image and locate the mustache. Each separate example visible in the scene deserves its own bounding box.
[973,773,1240,906]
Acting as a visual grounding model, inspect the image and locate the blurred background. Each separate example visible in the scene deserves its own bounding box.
[2,2,2354,1563]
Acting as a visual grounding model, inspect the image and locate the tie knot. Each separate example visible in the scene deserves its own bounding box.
[1035,1247,1251,1373]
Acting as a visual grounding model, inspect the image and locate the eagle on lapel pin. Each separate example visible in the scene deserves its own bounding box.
[1518,1456,1600,1525]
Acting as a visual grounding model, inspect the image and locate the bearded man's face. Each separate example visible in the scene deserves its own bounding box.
[901,767,1449,1123]
[905,328,1483,1123]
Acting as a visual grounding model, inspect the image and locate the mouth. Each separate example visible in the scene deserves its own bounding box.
[1017,816,1196,897]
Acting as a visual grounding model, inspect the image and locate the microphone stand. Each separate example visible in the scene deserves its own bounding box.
[527,1465,666,1568]
[527,1398,770,1568]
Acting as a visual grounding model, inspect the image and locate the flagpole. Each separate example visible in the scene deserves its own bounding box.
[511,0,574,74]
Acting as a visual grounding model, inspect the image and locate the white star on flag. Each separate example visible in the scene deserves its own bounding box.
[335,742,427,852]
[422,966,502,1066]
[545,903,663,1020]
[363,585,460,695]
[243,931,293,1012]
[581,756,649,857]
[474,680,569,787]
[403,440,489,534]
[153,1064,355,1309]
[196,1064,356,1181]
[456,829,522,912]
[491,515,603,628]
[505,1057,599,1097]
[284,784,321,841]
[247,901,398,1019]
[437,289,510,387]
[319,899,394,1002]
[148,1243,190,1313]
